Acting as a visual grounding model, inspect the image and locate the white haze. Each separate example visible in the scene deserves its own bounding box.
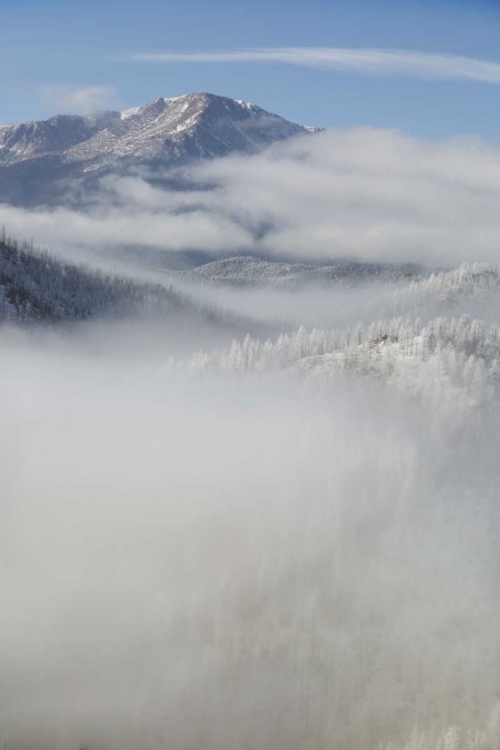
[2,122,500,750]
[173,280,404,331]
[1,315,500,750]
[40,86,119,116]
[2,128,500,266]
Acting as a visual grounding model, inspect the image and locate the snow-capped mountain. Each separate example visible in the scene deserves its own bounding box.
[0,93,313,205]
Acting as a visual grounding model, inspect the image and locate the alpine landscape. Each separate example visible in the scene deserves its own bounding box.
[2,2,500,749]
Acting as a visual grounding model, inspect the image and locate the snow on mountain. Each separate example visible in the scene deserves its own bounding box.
[0,114,95,164]
[0,93,313,204]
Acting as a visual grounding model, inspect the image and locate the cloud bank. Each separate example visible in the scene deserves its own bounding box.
[126,47,500,84]
[3,128,500,267]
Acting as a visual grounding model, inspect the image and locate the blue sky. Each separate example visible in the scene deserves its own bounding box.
[2,0,500,140]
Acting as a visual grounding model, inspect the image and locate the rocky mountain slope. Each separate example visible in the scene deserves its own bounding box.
[0,93,313,205]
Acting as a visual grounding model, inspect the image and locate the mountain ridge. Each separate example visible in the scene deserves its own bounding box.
[0,93,315,205]
[174,255,424,289]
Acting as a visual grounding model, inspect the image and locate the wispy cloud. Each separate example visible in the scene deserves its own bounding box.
[41,85,119,114]
[124,47,500,84]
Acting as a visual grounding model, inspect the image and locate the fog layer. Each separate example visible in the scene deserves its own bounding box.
[1,324,499,750]
[2,128,500,266]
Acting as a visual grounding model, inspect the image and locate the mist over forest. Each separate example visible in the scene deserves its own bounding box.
[1,64,500,750]
[2,234,500,750]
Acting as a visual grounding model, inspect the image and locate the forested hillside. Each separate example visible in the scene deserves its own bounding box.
[181,263,500,415]
[0,233,263,342]
[176,255,424,288]
[0,233,187,322]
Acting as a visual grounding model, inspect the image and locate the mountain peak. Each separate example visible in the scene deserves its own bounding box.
[0,93,315,205]
[117,92,266,126]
